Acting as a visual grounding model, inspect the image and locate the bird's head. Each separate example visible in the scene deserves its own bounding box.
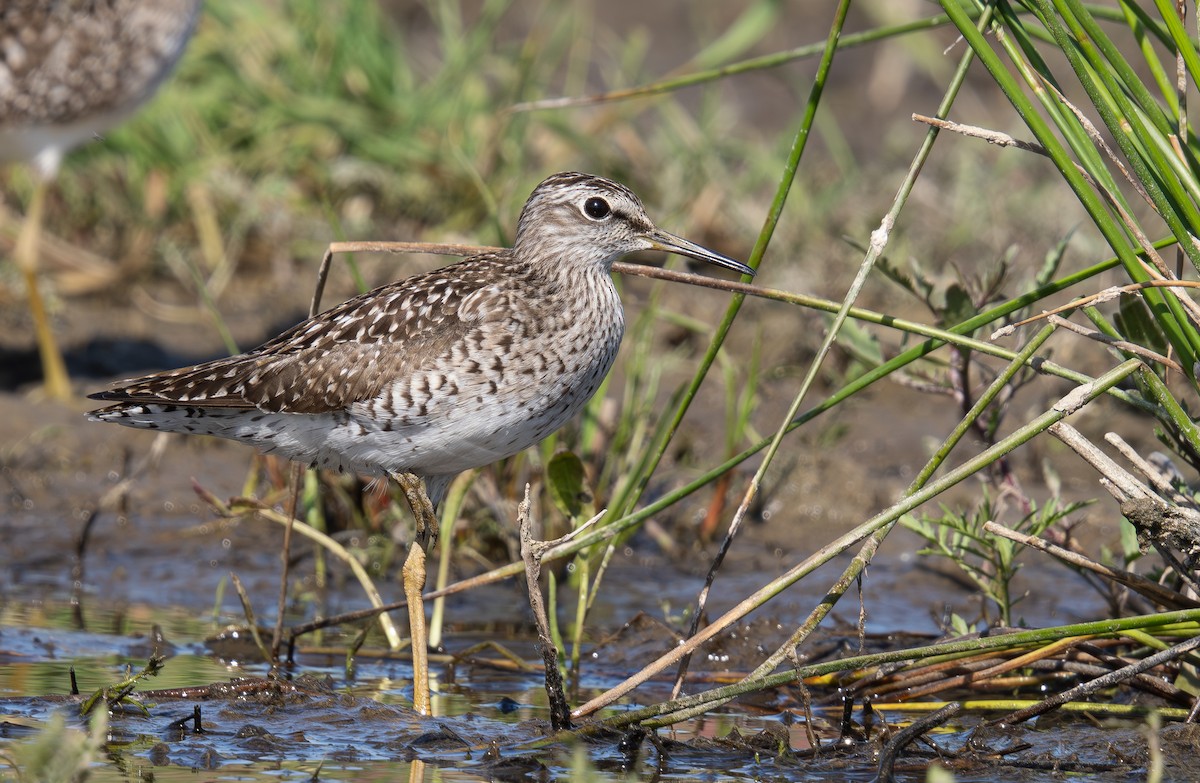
[514,172,753,277]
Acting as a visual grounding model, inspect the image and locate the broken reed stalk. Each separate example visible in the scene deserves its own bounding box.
[517,484,573,731]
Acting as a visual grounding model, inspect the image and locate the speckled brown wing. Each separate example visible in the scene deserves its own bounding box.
[88,253,520,414]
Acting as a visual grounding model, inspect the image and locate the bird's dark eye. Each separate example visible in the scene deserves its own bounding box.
[583,197,611,219]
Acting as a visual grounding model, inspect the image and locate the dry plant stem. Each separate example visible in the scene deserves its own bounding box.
[861,654,1008,700]
[230,572,272,664]
[981,521,1200,611]
[874,702,962,783]
[1047,421,1156,504]
[1047,314,1180,370]
[1104,432,1191,502]
[1053,422,1200,590]
[517,484,572,731]
[878,636,1086,702]
[313,241,494,315]
[452,640,540,672]
[1075,640,1194,702]
[572,359,1142,719]
[993,634,1200,725]
[994,280,1200,339]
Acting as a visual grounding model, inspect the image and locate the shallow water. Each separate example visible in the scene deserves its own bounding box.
[0,382,1181,781]
[1,536,1189,782]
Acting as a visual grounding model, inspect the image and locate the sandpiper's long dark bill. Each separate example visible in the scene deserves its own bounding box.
[644,228,753,277]
[88,172,749,541]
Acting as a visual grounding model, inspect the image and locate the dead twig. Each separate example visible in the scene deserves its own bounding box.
[517,484,603,732]
[874,702,962,782]
[994,635,1200,725]
[1045,314,1180,372]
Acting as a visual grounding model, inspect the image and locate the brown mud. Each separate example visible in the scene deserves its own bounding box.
[0,267,1175,781]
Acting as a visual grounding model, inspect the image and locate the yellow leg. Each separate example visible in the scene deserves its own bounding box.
[14,179,71,401]
[401,544,429,715]
[393,471,436,715]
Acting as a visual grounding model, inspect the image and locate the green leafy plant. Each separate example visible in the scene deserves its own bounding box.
[79,655,166,717]
[903,492,1090,626]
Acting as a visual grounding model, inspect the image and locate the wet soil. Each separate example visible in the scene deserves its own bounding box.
[0,268,1175,780]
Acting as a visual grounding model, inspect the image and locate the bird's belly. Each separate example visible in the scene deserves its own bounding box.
[0,117,132,171]
[347,317,625,476]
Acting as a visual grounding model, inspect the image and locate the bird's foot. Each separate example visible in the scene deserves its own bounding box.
[392,472,439,551]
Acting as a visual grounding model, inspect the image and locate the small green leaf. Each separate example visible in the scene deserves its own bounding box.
[833,316,884,367]
[942,283,977,327]
[1036,228,1076,287]
[547,451,593,520]
[876,255,918,296]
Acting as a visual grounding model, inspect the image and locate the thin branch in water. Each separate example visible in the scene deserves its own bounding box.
[230,572,272,664]
[993,634,1200,725]
[518,485,579,731]
[874,702,962,783]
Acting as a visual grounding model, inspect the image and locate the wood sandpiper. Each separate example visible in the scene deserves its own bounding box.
[2,0,202,400]
[88,171,753,710]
